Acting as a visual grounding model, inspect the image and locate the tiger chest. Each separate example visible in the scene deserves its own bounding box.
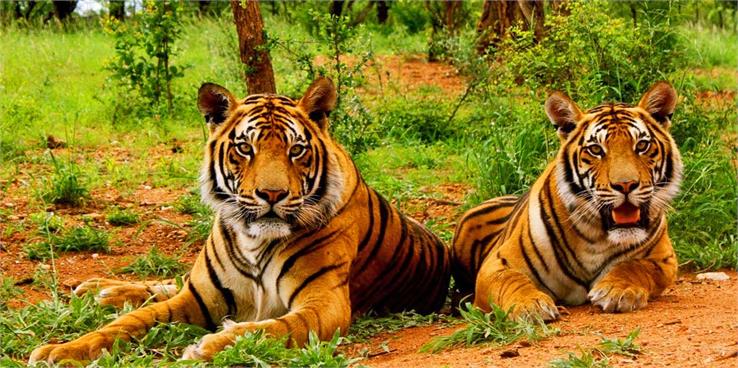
[218,234,289,322]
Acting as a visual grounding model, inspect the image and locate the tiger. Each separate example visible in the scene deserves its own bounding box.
[29,77,451,364]
[451,82,682,321]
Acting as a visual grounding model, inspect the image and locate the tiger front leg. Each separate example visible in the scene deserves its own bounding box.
[73,278,179,308]
[29,285,215,365]
[181,269,351,361]
[589,238,677,313]
[474,254,559,321]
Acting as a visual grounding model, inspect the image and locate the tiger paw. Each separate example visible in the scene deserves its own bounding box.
[181,330,238,361]
[506,292,560,322]
[588,281,648,313]
[74,278,175,308]
[28,341,99,365]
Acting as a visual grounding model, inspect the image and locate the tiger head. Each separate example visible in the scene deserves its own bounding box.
[196,78,347,240]
[545,82,682,246]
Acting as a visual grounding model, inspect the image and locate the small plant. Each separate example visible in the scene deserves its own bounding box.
[347,310,455,342]
[107,207,140,226]
[212,330,357,368]
[599,328,641,357]
[24,225,110,260]
[549,350,610,368]
[550,328,642,368]
[117,247,187,278]
[176,192,213,243]
[42,153,89,207]
[0,277,21,309]
[420,302,558,353]
[104,0,187,114]
[29,211,64,235]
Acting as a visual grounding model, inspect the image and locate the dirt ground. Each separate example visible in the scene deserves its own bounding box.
[1,57,737,366]
[346,271,738,368]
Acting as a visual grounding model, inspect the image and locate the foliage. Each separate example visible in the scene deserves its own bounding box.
[41,153,89,207]
[420,302,558,353]
[106,207,140,226]
[599,328,641,357]
[24,225,110,260]
[347,310,456,342]
[117,247,187,278]
[549,328,642,368]
[29,212,65,236]
[176,191,213,244]
[104,0,187,115]
[212,330,358,368]
[498,0,685,104]
[549,350,611,368]
[0,277,21,310]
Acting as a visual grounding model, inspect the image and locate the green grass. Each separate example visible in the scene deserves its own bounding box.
[347,311,456,342]
[212,331,359,368]
[549,350,611,368]
[106,207,140,226]
[420,303,558,353]
[176,191,213,243]
[40,154,89,207]
[117,247,187,278]
[23,225,110,260]
[549,328,641,368]
[0,277,21,309]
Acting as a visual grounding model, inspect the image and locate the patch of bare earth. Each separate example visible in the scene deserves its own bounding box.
[346,271,738,367]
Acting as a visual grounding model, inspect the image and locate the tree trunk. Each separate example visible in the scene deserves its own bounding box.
[231,0,276,95]
[375,0,388,24]
[630,3,637,28]
[52,1,77,21]
[330,0,344,17]
[444,0,462,34]
[476,0,520,54]
[517,0,544,42]
[109,0,125,20]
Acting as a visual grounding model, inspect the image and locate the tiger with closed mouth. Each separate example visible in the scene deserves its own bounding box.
[452,82,682,320]
[30,78,451,364]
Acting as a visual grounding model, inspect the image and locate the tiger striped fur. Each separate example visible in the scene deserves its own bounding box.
[451,82,682,320]
[30,78,450,364]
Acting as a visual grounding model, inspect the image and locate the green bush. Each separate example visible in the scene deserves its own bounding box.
[104,0,188,115]
[24,225,110,260]
[41,154,89,207]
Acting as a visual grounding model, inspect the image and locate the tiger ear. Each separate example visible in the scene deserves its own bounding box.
[198,83,237,131]
[638,81,677,128]
[298,77,337,131]
[545,91,583,141]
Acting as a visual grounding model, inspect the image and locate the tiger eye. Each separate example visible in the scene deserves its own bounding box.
[635,140,650,153]
[587,145,604,156]
[235,142,253,156]
[289,144,306,157]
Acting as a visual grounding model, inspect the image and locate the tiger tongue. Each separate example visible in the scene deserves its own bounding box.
[612,202,640,225]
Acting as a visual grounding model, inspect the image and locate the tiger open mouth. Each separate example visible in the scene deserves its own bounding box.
[601,202,648,230]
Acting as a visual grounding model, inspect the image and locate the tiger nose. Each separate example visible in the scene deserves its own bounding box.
[611,180,639,194]
[255,189,289,205]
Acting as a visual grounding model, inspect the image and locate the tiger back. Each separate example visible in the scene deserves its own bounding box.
[451,82,682,320]
[30,78,450,364]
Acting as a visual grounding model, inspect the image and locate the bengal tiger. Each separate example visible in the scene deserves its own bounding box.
[451,82,682,320]
[29,78,450,364]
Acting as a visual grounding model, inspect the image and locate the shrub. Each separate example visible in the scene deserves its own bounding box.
[104,0,187,115]
[24,225,110,260]
[41,154,89,207]
[117,247,186,278]
[107,207,140,226]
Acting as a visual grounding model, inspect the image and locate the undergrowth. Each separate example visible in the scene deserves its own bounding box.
[117,247,187,278]
[420,302,558,353]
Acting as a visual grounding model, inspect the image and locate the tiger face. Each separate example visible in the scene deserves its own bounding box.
[197,78,343,240]
[545,82,682,246]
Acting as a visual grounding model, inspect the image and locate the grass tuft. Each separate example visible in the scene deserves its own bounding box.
[549,350,610,368]
[24,225,110,260]
[41,154,89,207]
[420,302,558,353]
[176,191,213,243]
[212,330,358,368]
[117,247,187,278]
[347,310,455,342]
[598,328,640,357]
[106,207,140,226]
